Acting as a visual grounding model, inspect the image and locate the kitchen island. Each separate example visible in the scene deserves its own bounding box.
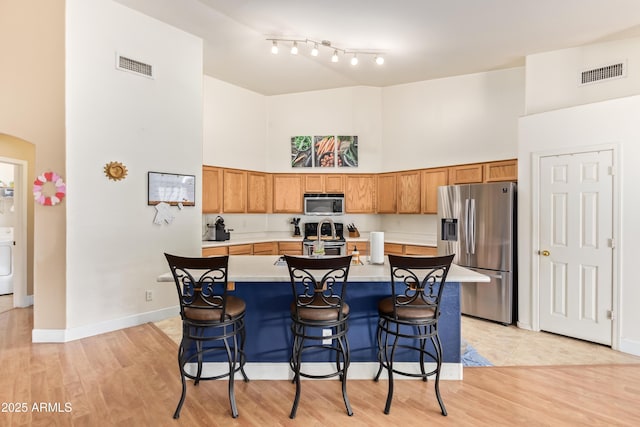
[158,255,488,380]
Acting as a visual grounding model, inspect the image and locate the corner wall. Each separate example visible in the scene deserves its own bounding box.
[63,0,203,334]
[0,0,66,329]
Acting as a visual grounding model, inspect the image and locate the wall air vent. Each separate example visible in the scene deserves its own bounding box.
[579,61,625,85]
[116,54,154,78]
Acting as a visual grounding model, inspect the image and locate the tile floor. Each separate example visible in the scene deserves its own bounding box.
[462,315,640,366]
[154,314,640,366]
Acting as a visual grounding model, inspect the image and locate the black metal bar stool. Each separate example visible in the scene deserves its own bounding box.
[164,253,249,419]
[374,254,455,415]
[284,255,353,419]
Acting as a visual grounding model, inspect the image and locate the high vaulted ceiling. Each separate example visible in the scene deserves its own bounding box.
[115,0,640,95]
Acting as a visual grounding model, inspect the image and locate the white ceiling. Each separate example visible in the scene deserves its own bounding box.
[115,0,640,95]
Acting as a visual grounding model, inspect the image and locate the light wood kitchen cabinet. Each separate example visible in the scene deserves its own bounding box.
[247,171,270,213]
[304,175,324,193]
[484,159,517,182]
[377,173,397,213]
[223,169,247,213]
[278,241,303,255]
[421,167,448,214]
[345,175,376,213]
[303,174,344,193]
[397,170,421,214]
[347,241,369,256]
[253,241,278,255]
[404,245,437,256]
[448,163,483,184]
[202,166,223,214]
[324,175,344,193]
[384,243,404,255]
[273,174,303,213]
[228,244,253,255]
[202,246,228,257]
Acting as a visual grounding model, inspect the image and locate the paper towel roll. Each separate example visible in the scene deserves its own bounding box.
[370,231,385,264]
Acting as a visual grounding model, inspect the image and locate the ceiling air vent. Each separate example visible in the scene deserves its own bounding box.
[116,54,154,78]
[580,61,625,85]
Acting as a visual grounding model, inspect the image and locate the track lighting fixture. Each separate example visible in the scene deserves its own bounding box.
[266,36,385,66]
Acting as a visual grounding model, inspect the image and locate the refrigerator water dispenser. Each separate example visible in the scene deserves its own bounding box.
[441,218,458,241]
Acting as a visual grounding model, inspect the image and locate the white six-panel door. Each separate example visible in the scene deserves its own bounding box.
[539,150,613,345]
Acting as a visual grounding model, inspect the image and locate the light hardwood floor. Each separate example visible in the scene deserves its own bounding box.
[1,307,640,426]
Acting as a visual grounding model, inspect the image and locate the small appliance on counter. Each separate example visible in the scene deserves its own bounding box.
[205,216,232,241]
[290,217,301,237]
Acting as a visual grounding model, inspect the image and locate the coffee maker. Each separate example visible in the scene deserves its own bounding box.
[205,216,231,241]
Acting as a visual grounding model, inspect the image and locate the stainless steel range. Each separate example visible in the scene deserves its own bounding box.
[302,219,347,256]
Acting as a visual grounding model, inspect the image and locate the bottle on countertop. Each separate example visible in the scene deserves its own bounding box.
[352,245,360,265]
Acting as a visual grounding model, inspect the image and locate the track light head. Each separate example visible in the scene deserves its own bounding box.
[331,50,339,63]
[375,55,384,65]
[271,41,278,54]
[351,54,358,66]
[291,41,298,55]
[311,43,319,57]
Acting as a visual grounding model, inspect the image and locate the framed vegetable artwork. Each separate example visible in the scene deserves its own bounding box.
[291,135,358,168]
[291,136,313,167]
[337,135,358,167]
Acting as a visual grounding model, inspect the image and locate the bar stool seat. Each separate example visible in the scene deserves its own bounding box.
[374,254,455,416]
[284,255,353,419]
[164,253,249,419]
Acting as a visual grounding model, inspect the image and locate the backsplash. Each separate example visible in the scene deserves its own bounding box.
[202,213,437,240]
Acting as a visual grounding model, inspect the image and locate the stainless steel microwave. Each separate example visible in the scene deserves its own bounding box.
[303,193,345,216]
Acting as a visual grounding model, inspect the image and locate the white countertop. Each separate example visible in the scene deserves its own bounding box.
[202,231,437,248]
[158,255,489,283]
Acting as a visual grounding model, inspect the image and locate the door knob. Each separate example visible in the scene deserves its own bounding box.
[540,250,550,256]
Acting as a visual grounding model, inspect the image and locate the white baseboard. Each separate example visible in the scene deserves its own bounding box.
[32,305,180,343]
[619,338,640,357]
[185,361,463,381]
[16,294,33,308]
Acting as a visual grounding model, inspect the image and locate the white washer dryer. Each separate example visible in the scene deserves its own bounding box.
[0,227,13,295]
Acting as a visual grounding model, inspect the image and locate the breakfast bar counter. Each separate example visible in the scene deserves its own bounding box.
[158,255,488,380]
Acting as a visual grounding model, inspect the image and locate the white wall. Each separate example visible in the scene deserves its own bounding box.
[519,95,640,356]
[65,0,203,331]
[381,67,525,171]
[203,77,267,170]
[526,36,640,115]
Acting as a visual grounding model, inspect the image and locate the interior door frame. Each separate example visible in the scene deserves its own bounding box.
[0,156,28,309]
[531,143,620,350]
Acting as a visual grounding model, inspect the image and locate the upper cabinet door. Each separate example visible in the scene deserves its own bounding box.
[396,170,421,214]
[324,175,344,193]
[273,174,303,213]
[345,175,376,213]
[247,171,270,213]
[484,159,518,182]
[448,163,483,184]
[202,166,222,213]
[223,169,247,213]
[377,173,397,213]
[304,175,324,193]
[421,168,448,214]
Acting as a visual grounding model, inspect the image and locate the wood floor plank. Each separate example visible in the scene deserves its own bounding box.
[1,307,639,426]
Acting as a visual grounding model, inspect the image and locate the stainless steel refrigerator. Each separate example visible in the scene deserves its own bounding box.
[437,182,516,324]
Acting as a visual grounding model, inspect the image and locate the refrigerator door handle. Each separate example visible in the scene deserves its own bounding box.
[469,198,476,254]
[464,198,471,254]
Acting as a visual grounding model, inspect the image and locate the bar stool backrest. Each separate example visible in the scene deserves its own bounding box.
[387,254,455,321]
[284,255,353,321]
[165,253,231,323]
